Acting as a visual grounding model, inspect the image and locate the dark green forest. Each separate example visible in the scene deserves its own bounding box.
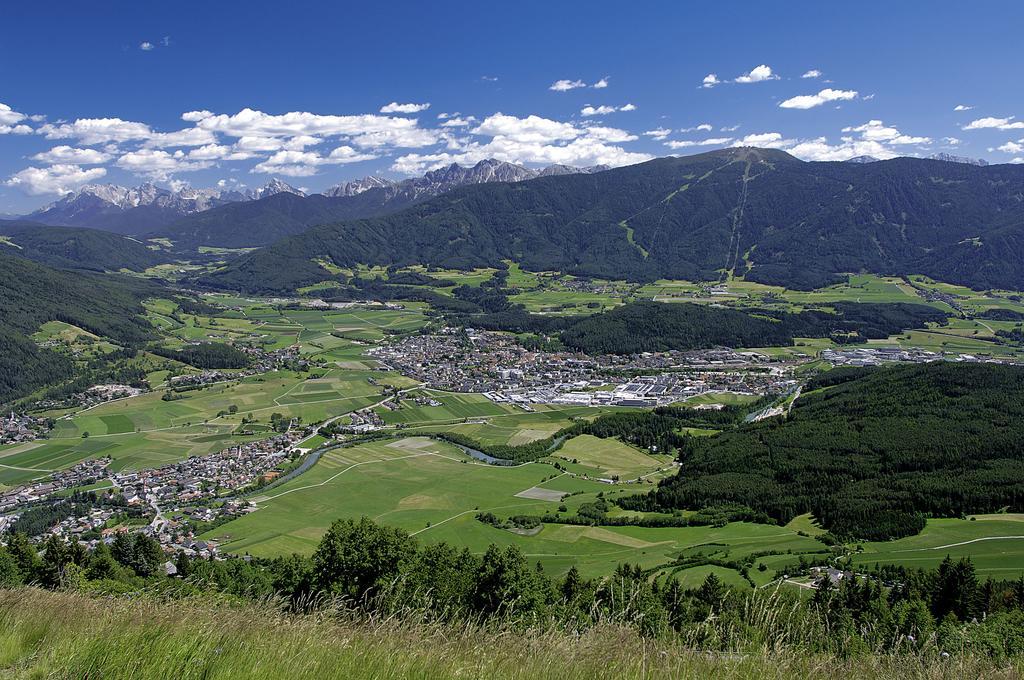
[622,362,1024,540]
[200,149,1024,293]
[0,251,162,403]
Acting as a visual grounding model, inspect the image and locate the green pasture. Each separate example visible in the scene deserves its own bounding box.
[852,514,1024,578]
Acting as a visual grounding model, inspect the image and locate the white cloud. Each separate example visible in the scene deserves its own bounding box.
[997,141,1024,154]
[734,64,778,84]
[142,127,219,148]
[182,110,214,122]
[187,144,257,161]
[251,147,377,176]
[942,137,961,146]
[963,116,1024,131]
[643,127,672,140]
[0,124,32,135]
[665,137,733,149]
[1010,157,1024,164]
[440,116,476,128]
[593,77,609,89]
[801,69,822,79]
[702,73,720,88]
[39,117,153,145]
[380,101,430,114]
[842,120,931,144]
[680,123,713,132]
[580,103,636,116]
[392,112,650,175]
[779,88,858,110]
[31,146,112,164]
[786,137,896,161]
[953,104,974,111]
[0,102,27,126]
[584,126,638,143]
[734,132,789,148]
[549,79,587,92]
[115,149,213,179]
[472,113,579,144]
[193,108,428,141]
[5,164,107,195]
[720,124,741,132]
[480,75,499,82]
[140,41,154,51]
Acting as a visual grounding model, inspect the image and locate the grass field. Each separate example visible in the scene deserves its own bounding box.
[553,434,670,480]
[852,514,1024,578]
[206,436,824,580]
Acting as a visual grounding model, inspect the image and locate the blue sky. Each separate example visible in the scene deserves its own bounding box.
[2,1,1023,213]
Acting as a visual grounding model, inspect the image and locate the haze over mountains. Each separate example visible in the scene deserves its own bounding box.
[200,148,1024,293]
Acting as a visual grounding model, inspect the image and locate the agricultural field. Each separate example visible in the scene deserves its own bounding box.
[551,434,671,480]
[851,514,1024,579]
[206,436,824,580]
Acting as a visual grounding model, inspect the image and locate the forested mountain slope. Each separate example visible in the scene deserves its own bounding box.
[0,221,166,272]
[201,148,1024,293]
[0,251,162,403]
[623,362,1024,540]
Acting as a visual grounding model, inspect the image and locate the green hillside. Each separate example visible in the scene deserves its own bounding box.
[0,221,166,272]
[0,251,163,402]
[626,362,1024,540]
[201,149,1024,293]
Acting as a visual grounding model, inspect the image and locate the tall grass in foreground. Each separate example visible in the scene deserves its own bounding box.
[1,588,1020,679]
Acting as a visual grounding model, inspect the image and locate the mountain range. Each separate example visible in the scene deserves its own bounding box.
[18,160,607,248]
[200,148,1024,294]
[25,179,305,235]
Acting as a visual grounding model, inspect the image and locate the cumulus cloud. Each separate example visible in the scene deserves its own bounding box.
[734,132,789,148]
[549,79,587,92]
[734,64,778,84]
[391,112,651,175]
[39,117,153,145]
[962,116,1024,131]
[779,88,858,110]
[440,116,477,128]
[0,102,28,127]
[186,144,257,161]
[251,147,378,177]
[141,127,219,148]
[6,164,107,195]
[31,146,112,164]
[192,108,432,147]
[643,127,672,140]
[801,69,822,79]
[953,104,974,111]
[580,103,636,116]
[593,77,609,89]
[665,137,733,149]
[842,120,931,144]
[786,137,896,161]
[0,123,32,135]
[701,73,720,88]
[115,149,213,179]
[720,124,741,132]
[680,123,713,132]
[997,141,1024,154]
[380,101,430,114]
[140,41,154,51]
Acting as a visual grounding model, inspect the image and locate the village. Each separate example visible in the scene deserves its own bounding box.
[369,327,798,408]
[0,430,309,560]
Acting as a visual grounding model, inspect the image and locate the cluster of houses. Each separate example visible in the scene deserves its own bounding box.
[821,347,1017,367]
[1,411,51,445]
[0,431,307,557]
[370,329,797,408]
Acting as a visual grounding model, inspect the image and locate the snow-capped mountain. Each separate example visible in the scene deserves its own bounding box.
[321,175,396,197]
[26,179,304,233]
[22,160,606,239]
[321,159,606,203]
[928,153,989,166]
